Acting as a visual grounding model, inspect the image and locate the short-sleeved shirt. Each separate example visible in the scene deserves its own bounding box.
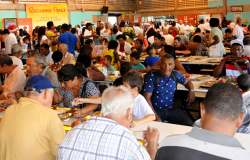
[144,56,161,67]
[107,65,116,71]
[10,56,23,69]
[133,94,154,120]
[132,62,145,71]
[59,77,100,108]
[58,32,78,56]
[104,49,118,70]
[144,70,186,109]
[152,43,165,50]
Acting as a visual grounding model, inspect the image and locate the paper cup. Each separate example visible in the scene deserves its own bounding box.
[114,71,119,77]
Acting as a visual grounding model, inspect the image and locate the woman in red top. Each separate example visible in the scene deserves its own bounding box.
[169,21,178,38]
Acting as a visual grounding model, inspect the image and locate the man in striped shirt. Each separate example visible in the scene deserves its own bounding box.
[57,86,150,160]
[144,83,250,160]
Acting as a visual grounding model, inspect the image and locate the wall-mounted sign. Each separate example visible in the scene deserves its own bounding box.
[4,18,18,29]
[231,6,243,12]
[184,16,187,21]
[244,19,249,23]
[189,18,194,20]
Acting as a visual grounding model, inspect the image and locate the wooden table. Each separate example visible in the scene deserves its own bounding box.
[179,57,222,65]
[130,121,250,151]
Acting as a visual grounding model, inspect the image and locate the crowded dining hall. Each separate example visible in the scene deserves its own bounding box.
[1,0,250,159]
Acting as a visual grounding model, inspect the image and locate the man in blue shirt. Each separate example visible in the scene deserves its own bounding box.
[58,24,80,57]
[143,54,195,126]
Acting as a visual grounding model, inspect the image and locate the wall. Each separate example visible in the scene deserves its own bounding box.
[0,11,15,18]
[18,11,26,18]
[70,11,102,27]
[117,15,134,23]
[227,0,250,6]
[226,12,250,26]
[208,1,223,7]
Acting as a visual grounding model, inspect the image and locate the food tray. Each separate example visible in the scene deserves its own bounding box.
[199,81,218,88]
[192,56,207,60]
[178,58,195,62]
[220,76,237,83]
[51,106,74,121]
[188,75,210,81]
[207,59,221,63]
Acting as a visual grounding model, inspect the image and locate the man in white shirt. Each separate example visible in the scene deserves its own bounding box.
[133,22,143,41]
[204,19,211,32]
[0,53,26,100]
[39,43,53,64]
[230,20,236,29]
[189,22,194,31]
[178,20,184,31]
[83,23,98,43]
[10,43,23,69]
[117,34,132,55]
[233,18,244,41]
[182,21,190,36]
[5,25,18,55]
[162,29,174,46]
[78,21,86,36]
[198,19,206,34]
[242,36,250,56]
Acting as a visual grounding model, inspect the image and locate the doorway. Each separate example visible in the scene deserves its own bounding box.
[234,13,242,22]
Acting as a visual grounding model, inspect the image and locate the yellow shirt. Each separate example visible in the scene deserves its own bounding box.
[0,97,66,160]
[46,30,58,52]
[103,49,118,70]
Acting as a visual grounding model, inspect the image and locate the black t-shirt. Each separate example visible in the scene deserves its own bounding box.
[113,77,123,87]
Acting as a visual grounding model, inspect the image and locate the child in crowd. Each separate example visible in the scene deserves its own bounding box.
[21,37,32,64]
[72,72,155,128]
[134,39,145,54]
[49,51,64,73]
[161,37,166,45]
[144,46,161,67]
[113,62,132,87]
[130,51,146,72]
[103,40,122,70]
[100,38,109,46]
[131,47,137,53]
[103,55,116,71]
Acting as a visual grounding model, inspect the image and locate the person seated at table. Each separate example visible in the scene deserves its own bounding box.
[39,43,53,64]
[131,47,137,53]
[144,83,250,160]
[205,30,210,42]
[152,33,165,54]
[135,39,145,54]
[7,52,60,100]
[103,55,116,71]
[213,39,250,77]
[104,40,122,70]
[100,38,109,46]
[133,33,149,47]
[190,28,206,43]
[57,86,151,159]
[48,51,64,73]
[188,35,207,56]
[177,30,189,45]
[143,54,194,125]
[161,37,166,45]
[223,28,237,48]
[130,51,146,72]
[54,63,100,118]
[117,34,132,55]
[58,43,75,65]
[144,46,161,67]
[0,53,26,100]
[151,45,186,74]
[76,54,105,81]
[237,74,250,134]
[113,62,132,87]
[174,37,191,55]
[10,43,24,69]
[0,75,66,160]
[162,29,174,46]
[242,36,250,56]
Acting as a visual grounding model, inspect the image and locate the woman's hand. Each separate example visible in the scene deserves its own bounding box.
[72,98,86,106]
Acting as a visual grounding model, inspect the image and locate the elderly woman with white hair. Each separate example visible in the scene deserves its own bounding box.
[57,85,152,160]
[10,43,23,69]
[102,22,112,41]
[177,30,189,45]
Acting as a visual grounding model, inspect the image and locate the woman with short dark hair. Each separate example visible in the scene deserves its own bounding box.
[54,63,100,118]
[188,35,207,56]
[208,18,226,57]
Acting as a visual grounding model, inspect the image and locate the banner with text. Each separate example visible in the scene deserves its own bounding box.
[26,4,68,28]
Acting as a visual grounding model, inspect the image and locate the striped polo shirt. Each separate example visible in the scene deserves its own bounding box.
[155,127,250,160]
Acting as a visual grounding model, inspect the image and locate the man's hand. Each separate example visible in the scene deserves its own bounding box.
[143,126,159,160]
[186,91,195,105]
[155,115,162,122]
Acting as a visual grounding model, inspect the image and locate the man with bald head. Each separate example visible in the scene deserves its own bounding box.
[123,21,136,44]
[162,29,174,46]
[133,33,149,47]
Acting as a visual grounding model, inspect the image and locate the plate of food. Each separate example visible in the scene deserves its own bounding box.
[199,81,218,88]
[207,59,221,63]
[178,57,195,62]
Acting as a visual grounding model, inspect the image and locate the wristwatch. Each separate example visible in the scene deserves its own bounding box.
[245,59,249,64]
[189,89,194,92]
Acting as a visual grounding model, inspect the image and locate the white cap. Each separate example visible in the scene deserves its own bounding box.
[81,21,86,25]
[231,39,244,49]
[144,23,150,26]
